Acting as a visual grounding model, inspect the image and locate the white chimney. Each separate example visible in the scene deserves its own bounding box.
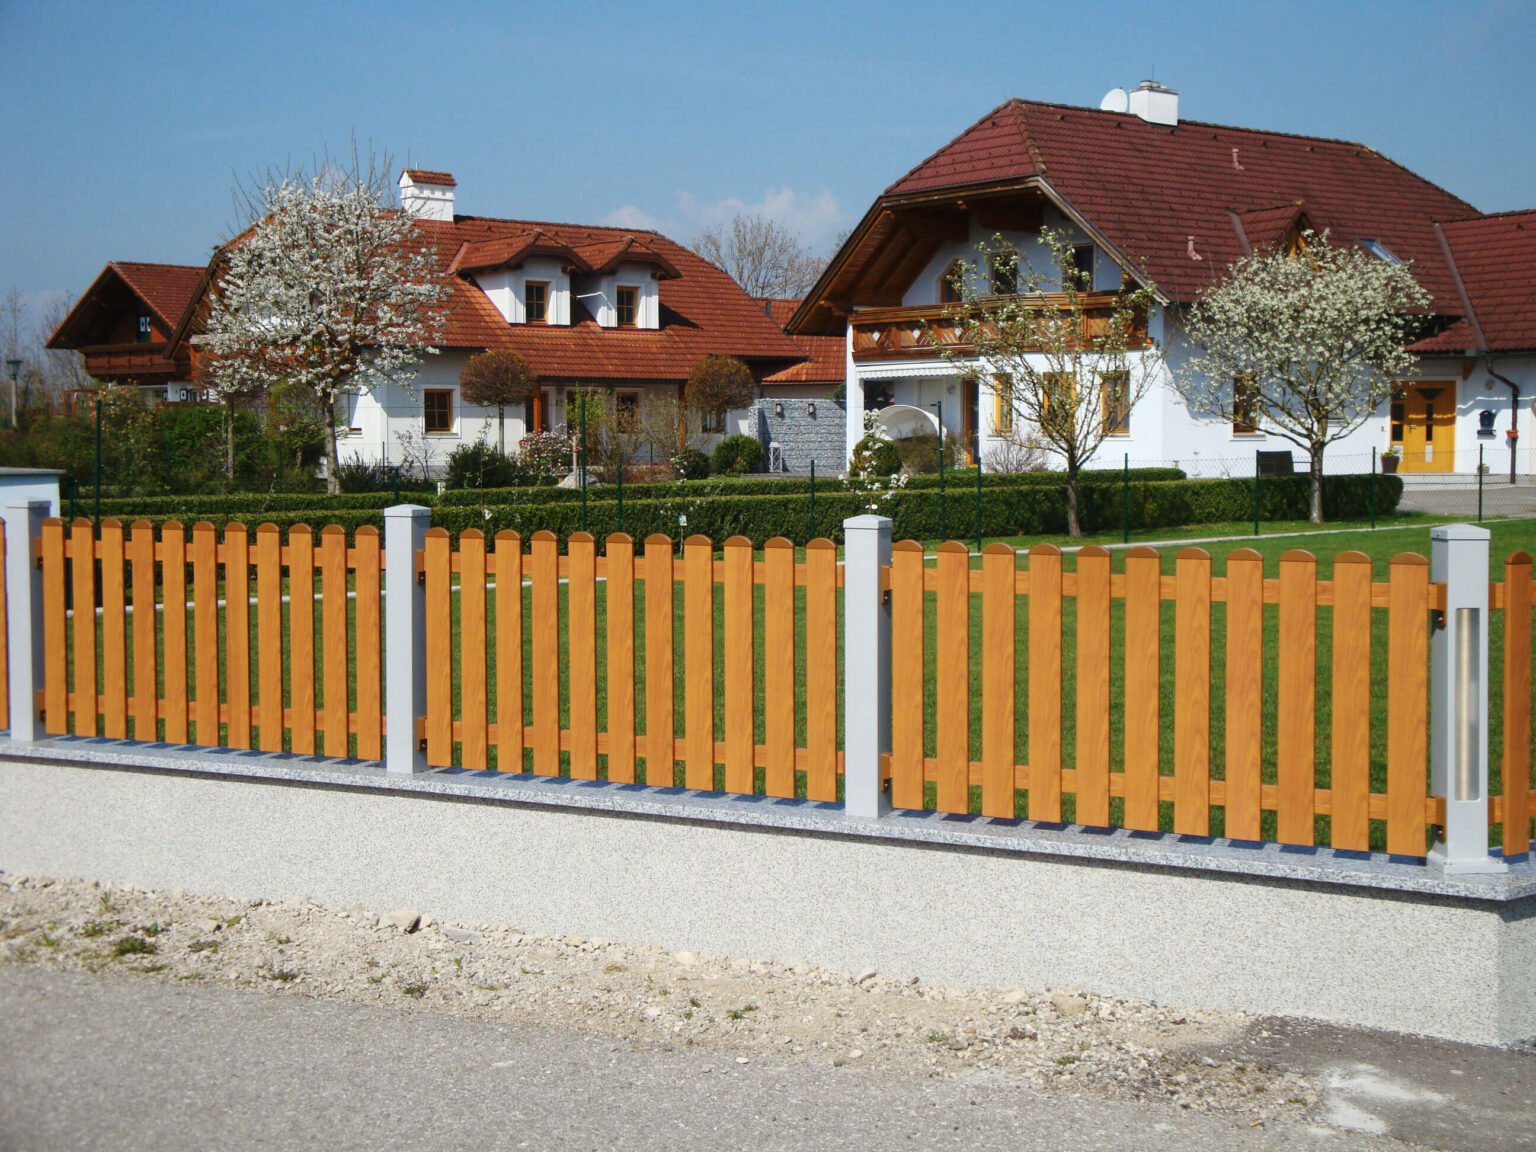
[398,169,457,221]
[1128,80,1179,127]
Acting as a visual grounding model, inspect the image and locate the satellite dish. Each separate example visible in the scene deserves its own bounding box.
[1100,87,1130,113]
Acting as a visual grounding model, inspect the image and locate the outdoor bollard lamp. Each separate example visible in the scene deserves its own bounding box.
[1428,524,1505,874]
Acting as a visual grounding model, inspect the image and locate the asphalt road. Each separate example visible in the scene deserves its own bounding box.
[0,966,1413,1152]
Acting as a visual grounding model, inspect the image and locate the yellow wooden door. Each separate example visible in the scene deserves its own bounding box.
[1393,382,1455,473]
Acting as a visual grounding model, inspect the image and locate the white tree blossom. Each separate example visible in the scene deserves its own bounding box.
[1174,231,1431,522]
[933,229,1161,538]
[202,169,446,492]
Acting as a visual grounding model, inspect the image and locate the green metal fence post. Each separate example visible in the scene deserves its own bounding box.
[617,458,624,534]
[94,397,102,531]
[1122,452,1130,544]
[1369,447,1377,530]
[975,455,983,553]
[579,397,589,534]
[1252,451,1260,537]
[809,459,817,540]
[930,400,945,540]
[1478,444,1485,522]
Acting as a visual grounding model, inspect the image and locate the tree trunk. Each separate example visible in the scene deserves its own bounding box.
[497,403,506,454]
[1309,444,1325,524]
[323,399,342,496]
[1065,463,1081,539]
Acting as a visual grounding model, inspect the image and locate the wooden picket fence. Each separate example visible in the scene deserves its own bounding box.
[889,541,1535,858]
[421,529,844,798]
[37,518,383,757]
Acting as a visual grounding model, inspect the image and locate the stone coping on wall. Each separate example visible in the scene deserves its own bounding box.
[5,736,1533,905]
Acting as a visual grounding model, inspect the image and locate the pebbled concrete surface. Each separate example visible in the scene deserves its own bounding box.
[0,966,1413,1152]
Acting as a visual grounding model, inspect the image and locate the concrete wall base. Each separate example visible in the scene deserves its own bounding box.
[1,745,1532,1047]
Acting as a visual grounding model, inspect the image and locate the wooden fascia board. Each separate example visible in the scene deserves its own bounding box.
[787,201,893,335]
[46,264,135,349]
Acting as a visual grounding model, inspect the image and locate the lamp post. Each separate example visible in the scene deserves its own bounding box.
[4,358,20,429]
[930,400,946,539]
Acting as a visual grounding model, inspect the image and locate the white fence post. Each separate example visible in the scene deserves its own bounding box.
[4,501,49,742]
[1427,524,1504,873]
[843,514,891,819]
[384,504,430,775]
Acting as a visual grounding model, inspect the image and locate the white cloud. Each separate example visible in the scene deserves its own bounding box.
[603,187,847,253]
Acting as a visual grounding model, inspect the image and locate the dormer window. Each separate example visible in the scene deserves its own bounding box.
[136,315,153,344]
[525,281,549,323]
[1357,238,1401,265]
[616,286,638,328]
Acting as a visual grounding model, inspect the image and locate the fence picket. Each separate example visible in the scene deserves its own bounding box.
[99,520,127,740]
[224,523,252,749]
[1330,552,1373,851]
[1173,548,1211,835]
[643,534,675,788]
[1123,547,1161,830]
[353,527,382,761]
[763,538,797,799]
[1276,550,1317,845]
[160,522,188,744]
[1074,546,1112,827]
[723,536,754,795]
[1502,553,1533,859]
[1387,554,1430,856]
[321,526,349,758]
[1223,549,1263,841]
[256,524,284,753]
[981,543,1016,818]
[494,531,524,773]
[604,534,635,783]
[567,532,597,780]
[1028,544,1063,822]
[889,540,925,811]
[935,541,970,813]
[191,522,219,746]
[70,519,97,738]
[423,527,453,767]
[41,519,65,736]
[460,530,490,770]
[129,521,157,741]
[531,530,560,776]
[683,535,715,790]
[286,527,316,756]
[804,538,838,803]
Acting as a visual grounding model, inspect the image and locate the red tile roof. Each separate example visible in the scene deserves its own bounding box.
[1411,211,1536,354]
[47,261,205,350]
[880,99,1480,306]
[760,298,845,385]
[403,169,457,187]
[407,216,804,379]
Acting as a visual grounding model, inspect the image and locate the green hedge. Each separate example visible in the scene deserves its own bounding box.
[434,467,1189,509]
[86,490,428,519]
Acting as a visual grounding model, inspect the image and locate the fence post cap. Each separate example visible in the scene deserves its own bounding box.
[1429,523,1490,542]
[843,514,892,531]
[383,503,432,519]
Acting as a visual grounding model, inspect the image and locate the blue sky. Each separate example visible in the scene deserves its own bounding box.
[3,0,1533,317]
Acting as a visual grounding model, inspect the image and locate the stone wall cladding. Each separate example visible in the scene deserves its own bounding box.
[749,400,847,475]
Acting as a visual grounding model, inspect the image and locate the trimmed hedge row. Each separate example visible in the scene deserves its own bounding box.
[434,466,1189,509]
[87,489,430,518]
[90,473,1401,546]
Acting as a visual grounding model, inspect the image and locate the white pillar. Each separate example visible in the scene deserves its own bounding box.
[844,318,863,466]
[1427,524,1504,873]
[384,504,431,775]
[843,514,891,819]
[3,501,48,742]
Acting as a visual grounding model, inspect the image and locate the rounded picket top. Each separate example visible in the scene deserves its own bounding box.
[1175,546,1211,562]
[130,518,154,532]
[460,528,487,545]
[1389,551,1430,567]
[1225,547,1263,563]
[530,529,557,543]
[935,540,969,556]
[1278,548,1317,565]
[355,524,380,541]
[684,533,713,549]
[1332,550,1372,568]
[256,522,280,537]
[1124,545,1160,560]
[494,528,522,546]
[891,538,924,555]
[320,523,346,540]
[1029,541,1062,558]
[287,523,313,541]
[1506,550,1533,567]
[644,532,673,549]
[603,531,633,550]
[423,526,451,541]
[805,537,837,552]
[191,520,217,535]
[981,541,1016,559]
[1075,544,1111,560]
[763,536,794,552]
[722,535,753,550]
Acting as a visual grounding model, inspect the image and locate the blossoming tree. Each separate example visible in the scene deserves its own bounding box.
[202,165,446,493]
[1174,231,1430,523]
[935,229,1160,538]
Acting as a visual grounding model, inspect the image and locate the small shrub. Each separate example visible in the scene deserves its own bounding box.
[711,435,762,476]
[335,457,398,493]
[445,441,519,490]
[672,448,710,481]
[892,433,961,475]
[518,431,572,480]
[113,935,157,957]
[848,435,901,478]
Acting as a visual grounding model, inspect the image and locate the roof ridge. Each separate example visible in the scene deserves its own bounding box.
[1009,99,1049,176]
[1443,207,1536,223]
[447,214,671,241]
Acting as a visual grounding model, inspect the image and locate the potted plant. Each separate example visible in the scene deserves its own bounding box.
[1380,447,1400,474]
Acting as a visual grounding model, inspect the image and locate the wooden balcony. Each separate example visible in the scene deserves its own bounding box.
[82,342,181,381]
[849,293,1148,363]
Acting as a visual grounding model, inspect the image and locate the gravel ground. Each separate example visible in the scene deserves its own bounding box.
[0,872,1318,1125]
